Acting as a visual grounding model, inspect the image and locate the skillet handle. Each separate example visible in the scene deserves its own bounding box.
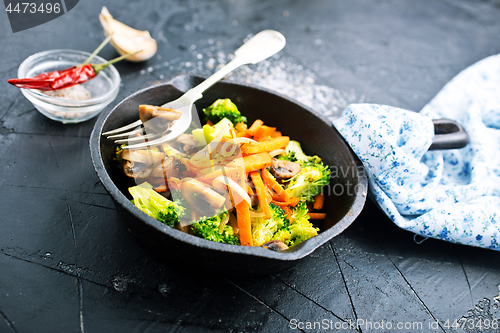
[429,119,470,150]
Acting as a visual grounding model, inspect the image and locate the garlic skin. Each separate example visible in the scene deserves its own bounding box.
[99,7,157,62]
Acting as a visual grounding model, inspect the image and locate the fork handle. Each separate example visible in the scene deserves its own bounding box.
[180,30,286,103]
[181,58,249,103]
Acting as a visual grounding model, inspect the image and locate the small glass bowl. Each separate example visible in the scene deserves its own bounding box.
[18,49,121,124]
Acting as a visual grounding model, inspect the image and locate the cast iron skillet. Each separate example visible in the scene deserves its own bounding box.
[90,74,367,276]
[94,74,467,277]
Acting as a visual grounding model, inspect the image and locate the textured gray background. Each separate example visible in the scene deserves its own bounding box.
[1,0,500,332]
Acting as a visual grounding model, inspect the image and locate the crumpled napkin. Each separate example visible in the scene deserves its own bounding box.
[333,54,500,251]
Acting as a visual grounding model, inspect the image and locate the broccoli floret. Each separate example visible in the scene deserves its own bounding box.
[286,202,319,247]
[114,145,125,169]
[192,118,234,145]
[285,160,330,202]
[170,188,191,216]
[202,98,247,125]
[129,182,185,227]
[251,203,291,246]
[275,151,298,162]
[191,211,240,245]
[286,140,321,164]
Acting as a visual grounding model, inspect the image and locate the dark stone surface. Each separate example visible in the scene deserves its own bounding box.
[1,0,500,332]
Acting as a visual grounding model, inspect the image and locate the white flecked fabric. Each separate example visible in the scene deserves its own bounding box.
[333,54,500,251]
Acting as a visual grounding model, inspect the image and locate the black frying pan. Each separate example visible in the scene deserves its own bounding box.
[429,118,469,150]
[90,74,467,277]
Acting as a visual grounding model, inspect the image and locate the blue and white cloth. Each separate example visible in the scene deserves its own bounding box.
[333,54,500,251]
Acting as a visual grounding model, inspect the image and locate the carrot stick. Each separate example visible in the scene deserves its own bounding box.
[196,167,226,183]
[270,197,299,207]
[246,119,264,136]
[243,152,273,173]
[262,168,289,202]
[254,125,276,139]
[266,187,273,203]
[236,131,251,138]
[308,212,326,219]
[247,184,255,196]
[283,206,294,223]
[227,164,247,190]
[270,200,289,206]
[236,200,253,246]
[250,171,271,219]
[153,184,168,193]
[235,122,247,133]
[288,197,300,207]
[270,131,282,138]
[241,136,290,155]
[269,191,283,202]
[313,193,325,210]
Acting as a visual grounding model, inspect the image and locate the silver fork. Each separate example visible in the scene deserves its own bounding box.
[102,30,286,150]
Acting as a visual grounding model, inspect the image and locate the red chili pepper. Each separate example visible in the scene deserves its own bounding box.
[8,49,138,91]
[8,64,96,90]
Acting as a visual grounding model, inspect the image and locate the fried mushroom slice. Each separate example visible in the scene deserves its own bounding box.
[181,178,226,215]
[270,158,301,179]
[175,222,191,234]
[244,178,259,206]
[176,134,197,147]
[123,160,153,179]
[261,240,289,251]
[151,155,174,178]
[139,104,182,133]
[121,149,165,165]
[177,134,199,153]
[139,104,182,122]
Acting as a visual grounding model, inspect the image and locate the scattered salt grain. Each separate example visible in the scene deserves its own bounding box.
[142,37,366,121]
[42,84,92,100]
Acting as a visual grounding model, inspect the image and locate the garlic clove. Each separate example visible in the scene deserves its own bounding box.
[99,6,157,62]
